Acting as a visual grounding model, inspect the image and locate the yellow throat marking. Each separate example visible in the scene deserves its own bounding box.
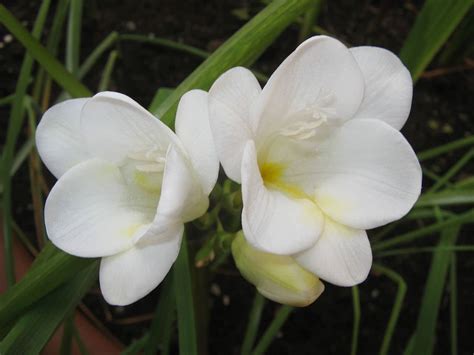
[259,162,308,200]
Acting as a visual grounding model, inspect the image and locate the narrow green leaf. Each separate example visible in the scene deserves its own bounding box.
[241,292,266,355]
[0,243,95,328]
[449,255,458,355]
[372,264,407,355]
[174,235,198,355]
[372,209,474,251]
[98,50,119,91]
[400,0,473,81]
[1,0,52,288]
[350,286,360,355]
[0,262,98,354]
[154,0,316,126]
[252,305,293,355]
[148,87,174,114]
[298,0,323,42]
[0,4,91,97]
[416,189,474,207]
[66,0,83,75]
[406,225,460,355]
[144,275,176,355]
[418,135,474,161]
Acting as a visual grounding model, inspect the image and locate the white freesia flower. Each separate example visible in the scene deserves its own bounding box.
[209,35,422,287]
[36,90,218,305]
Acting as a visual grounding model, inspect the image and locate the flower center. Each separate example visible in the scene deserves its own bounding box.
[260,161,308,200]
[279,91,335,140]
[126,145,167,193]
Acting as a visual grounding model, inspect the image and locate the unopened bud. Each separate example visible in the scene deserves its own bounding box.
[231,232,324,307]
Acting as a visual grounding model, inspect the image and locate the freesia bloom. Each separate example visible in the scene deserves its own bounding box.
[232,232,324,307]
[36,91,218,305]
[209,35,422,288]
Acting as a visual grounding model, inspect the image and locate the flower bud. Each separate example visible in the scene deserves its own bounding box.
[231,232,324,307]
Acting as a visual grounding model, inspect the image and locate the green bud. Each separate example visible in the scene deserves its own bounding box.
[231,232,324,307]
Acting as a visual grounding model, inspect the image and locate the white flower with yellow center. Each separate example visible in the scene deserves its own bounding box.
[36,91,218,305]
[209,36,422,287]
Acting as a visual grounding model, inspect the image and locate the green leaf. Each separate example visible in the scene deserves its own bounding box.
[0,243,95,328]
[372,264,407,355]
[143,275,176,355]
[66,0,83,75]
[174,235,198,355]
[416,189,474,207]
[406,225,460,355]
[0,4,91,97]
[0,262,98,354]
[153,0,316,126]
[1,0,52,288]
[148,87,174,113]
[241,292,266,355]
[400,0,473,81]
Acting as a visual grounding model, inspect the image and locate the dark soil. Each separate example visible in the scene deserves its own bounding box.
[1,0,473,354]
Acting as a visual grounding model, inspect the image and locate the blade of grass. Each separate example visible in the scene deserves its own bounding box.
[416,189,474,207]
[121,333,150,355]
[1,0,52,288]
[372,209,474,251]
[252,305,294,355]
[418,135,474,161]
[406,224,461,355]
[174,235,198,355]
[399,0,472,81]
[98,50,119,91]
[372,264,407,355]
[143,275,176,355]
[59,313,75,355]
[375,245,474,258]
[350,286,360,355]
[298,0,323,42]
[0,262,98,354]
[154,0,316,126]
[148,87,174,113]
[426,148,474,193]
[66,0,83,75]
[0,243,97,328]
[241,292,266,355]
[0,4,91,97]
[449,254,458,355]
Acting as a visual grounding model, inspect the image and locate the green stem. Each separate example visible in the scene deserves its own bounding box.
[298,0,323,42]
[241,292,266,355]
[98,50,119,91]
[252,305,293,355]
[449,254,458,355]
[350,286,360,355]
[372,264,407,355]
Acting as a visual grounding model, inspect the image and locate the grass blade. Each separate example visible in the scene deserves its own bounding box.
[449,254,458,355]
[400,0,472,81]
[0,262,98,354]
[372,264,407,355]
[98,50,119,91]
[416,189,474,207]
[1,0,52,288]
[66,0,83,75]
[241,292,266,355]
[0,4,91,97]
[154,0,316,126]
[417,135,474,161]
[350,286,360,355]
[252,305,293,355]
[406,225,461,355]
[0,243,96,328]
[174,235,198,355]
[143,275,176,355]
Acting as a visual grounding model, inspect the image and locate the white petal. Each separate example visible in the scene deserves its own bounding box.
[36,98,92,178]
[136,146,208,247]
[175,89,219,195]
[241,141,323,255]
[208,67,262,182]
[81,91,181,164]
[45,159,156,257]
[99,225,183,306]
[350,46,413,130]
[255,36,364,139]
[296,218,372,287]
[312,119,422,229]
